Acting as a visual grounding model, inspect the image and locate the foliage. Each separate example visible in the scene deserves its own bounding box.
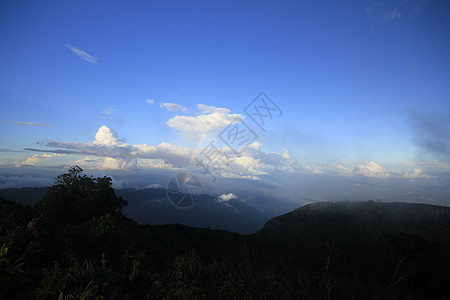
[1,168,450,299]
[36,261,66,300]
[0,243,26,295]
[36,166,127,228]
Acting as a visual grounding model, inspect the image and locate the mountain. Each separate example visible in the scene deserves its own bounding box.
[258,200,450,245]
[0,187,47,206]
[117,188,269,234]
[0,187,269,234]
[254,201,450,299]
[2,193,450,299]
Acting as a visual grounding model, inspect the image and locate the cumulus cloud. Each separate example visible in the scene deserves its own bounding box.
[24,122,300,178]
[20,155,40,166]
[16,153,58,167]
[217,193,237,202]
[93,125,125,146]
[160,103,188,112]
[302,164,324,174]
[330,161,390,178]
[353,160,390,178]
[202,141,301,180]
[65,44,98,64]
[146,99,155,104]
[403,168,431,179]
[27,125,192,170]
[167,104,242,134]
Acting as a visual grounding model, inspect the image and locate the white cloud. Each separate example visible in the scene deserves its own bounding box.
[385,8,401,20]
[16,153,58,167]
[160,102,188,112]
[329,161,390,178]
[25,123,300,178]
[403,168,431,179]
[32,126,192,170]
[167,104,242,134]
[332,163,353,176]
[146,183,162,189]
[146,99,155,104]
[93,125,125,146]
[65,44,98,64]
[197,104,230,114]
[199,141,301,180]
[217,193,237,202]
[98,157,137,170]
[137,159,173,169]
[19,155,40,166]
[302,164,324,174]
[353,160,390,178]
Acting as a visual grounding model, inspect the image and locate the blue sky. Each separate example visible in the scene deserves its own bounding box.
[1,1,449,204]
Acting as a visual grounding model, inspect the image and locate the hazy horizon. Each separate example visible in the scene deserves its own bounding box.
[1,0,449,208]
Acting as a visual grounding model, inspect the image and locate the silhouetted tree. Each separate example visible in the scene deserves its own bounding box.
[36,166,127,228]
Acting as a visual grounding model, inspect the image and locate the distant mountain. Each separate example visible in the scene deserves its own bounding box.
[117,188,269,234]
[258,200,450,246]
[0,187,47,206]
[0,187,269,234]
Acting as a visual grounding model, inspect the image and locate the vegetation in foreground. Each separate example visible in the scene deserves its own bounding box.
[1,167,449,299]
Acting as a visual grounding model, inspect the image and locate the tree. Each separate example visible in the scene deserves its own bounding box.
[36,166,127,228]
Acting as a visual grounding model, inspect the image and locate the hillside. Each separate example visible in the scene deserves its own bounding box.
[1,169,449,299]
[258,201,450,245]
[0,187,269,234]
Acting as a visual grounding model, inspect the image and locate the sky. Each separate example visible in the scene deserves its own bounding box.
[1,0,449,207]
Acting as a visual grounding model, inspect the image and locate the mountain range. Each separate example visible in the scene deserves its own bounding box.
[0,187,269,234]
[1,185,450,298]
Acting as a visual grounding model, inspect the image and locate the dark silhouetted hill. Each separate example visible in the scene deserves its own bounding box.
[0,187,269,234]
[258,200,450,246]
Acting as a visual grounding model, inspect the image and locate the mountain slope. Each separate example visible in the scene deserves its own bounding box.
[0,187,269,234]
[117,188,269,234]
[258,201,450,244]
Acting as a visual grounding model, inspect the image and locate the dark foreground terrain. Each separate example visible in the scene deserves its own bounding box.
[1,167,450,299]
